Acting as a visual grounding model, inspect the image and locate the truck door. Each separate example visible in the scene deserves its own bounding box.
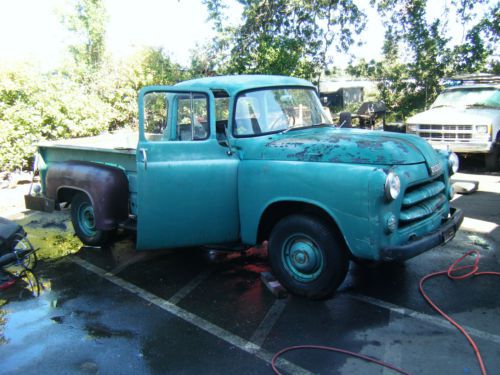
[136,87,239,250]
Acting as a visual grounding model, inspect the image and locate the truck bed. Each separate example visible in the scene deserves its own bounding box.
[38,131,138,154]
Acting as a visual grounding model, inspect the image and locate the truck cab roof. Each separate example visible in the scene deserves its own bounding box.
[174,74,315,96]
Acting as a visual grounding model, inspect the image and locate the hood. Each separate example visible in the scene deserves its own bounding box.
[407,106,500,125]
[240,128,440,166]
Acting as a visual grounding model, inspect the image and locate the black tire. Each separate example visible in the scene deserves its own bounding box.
[268,215,349,299]
[485,145,499,171]
[71,192,111,246]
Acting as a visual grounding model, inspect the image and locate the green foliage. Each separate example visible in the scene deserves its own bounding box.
[204,0,366,83]
[450,1,499,73]
[60,0,108,71]
[0,46,189,172]
[0,63,112,171]
[2,0,498,172]
[349,0,499,120]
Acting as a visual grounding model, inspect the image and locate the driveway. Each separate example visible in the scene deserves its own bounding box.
[1,161,499,375]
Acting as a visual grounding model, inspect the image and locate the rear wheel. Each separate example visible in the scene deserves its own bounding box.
[268,215,349,299]
[71,192,112,246]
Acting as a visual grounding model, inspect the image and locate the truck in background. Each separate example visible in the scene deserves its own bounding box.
[406,74,500,171]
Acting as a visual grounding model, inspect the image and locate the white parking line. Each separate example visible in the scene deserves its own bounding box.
[169,268,213,305]
[348,293,500,345]
[381,311,404,375]
[107,252,152,275]
[249,299,288,348]
[70,256,312,375]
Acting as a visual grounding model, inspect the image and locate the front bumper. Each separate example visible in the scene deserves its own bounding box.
[380,207,464,261]
[428,141,492,154]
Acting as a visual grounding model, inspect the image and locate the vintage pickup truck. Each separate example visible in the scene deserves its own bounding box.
[26,75,463,299]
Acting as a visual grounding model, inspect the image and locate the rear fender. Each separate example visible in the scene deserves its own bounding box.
[46,161,129,230]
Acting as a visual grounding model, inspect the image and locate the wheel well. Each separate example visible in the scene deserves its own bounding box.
[257,201,349,253]
[57,187,86,205]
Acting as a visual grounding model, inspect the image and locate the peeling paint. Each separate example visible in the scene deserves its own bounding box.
[260,128,428,165]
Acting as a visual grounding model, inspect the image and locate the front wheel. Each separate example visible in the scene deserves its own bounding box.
[71,192,112,246]
[268,215,349,299]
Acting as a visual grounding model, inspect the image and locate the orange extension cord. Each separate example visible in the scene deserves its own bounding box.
[419,250,500,375]
[272,250,500,375]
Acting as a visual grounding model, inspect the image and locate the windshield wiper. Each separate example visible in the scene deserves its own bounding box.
[280,126,298,134]
[281,123,334,134]
[311,123,335,128]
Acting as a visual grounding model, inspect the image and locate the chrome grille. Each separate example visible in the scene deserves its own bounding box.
[415,124,473,142]
[399,178,446,227]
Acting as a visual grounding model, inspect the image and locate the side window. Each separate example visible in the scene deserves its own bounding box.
[215,97,230,121]
[215,96,230,142]
[143,92,170,142]
[176,94,209,141]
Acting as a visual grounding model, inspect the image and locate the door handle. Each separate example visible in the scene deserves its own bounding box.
[140,148,148,170]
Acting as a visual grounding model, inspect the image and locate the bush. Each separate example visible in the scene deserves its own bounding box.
[0,63,116,171]
[0,48,190,172]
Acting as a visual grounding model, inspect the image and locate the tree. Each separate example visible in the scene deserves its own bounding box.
[0,63,112,171]
[372,0,451,111]
[450,0,500,73]
[348,0,498,119]
[203,0,366,84]
[60,0,108,71]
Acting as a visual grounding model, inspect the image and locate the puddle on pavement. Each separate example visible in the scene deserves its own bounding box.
[19,217,82,261]
[466,233,493,251]
[84,322,135,339]
[0,213,83,346]
[0,304,6,344]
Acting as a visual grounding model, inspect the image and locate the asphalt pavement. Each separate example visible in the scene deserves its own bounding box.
[0,159,499,375]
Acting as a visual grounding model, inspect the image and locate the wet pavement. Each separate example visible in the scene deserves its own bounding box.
[1,162,499,375]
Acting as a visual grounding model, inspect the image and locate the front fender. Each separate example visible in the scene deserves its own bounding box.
[238,160,374,255]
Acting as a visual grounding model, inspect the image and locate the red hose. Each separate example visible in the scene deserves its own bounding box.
[419,250,500,375]
[271,344,410,375]
[272,250,500,375]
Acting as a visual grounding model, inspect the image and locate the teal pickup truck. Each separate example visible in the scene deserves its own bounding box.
[26,75,463,299]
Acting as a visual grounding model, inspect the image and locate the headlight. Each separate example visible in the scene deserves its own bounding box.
[476,125,488,134]
[385,171,401,201]
[448,152,459,174]
[407,124,417,133]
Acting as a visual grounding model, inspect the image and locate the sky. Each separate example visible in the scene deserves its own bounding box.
[0,0,382,69]
[0,0,234,68]
[0,0,489,71]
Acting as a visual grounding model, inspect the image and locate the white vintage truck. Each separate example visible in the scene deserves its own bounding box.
[406,75,500,170]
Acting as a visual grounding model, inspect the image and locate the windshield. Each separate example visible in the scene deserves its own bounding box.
[431,87,500,109]
[233,88,331,136]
